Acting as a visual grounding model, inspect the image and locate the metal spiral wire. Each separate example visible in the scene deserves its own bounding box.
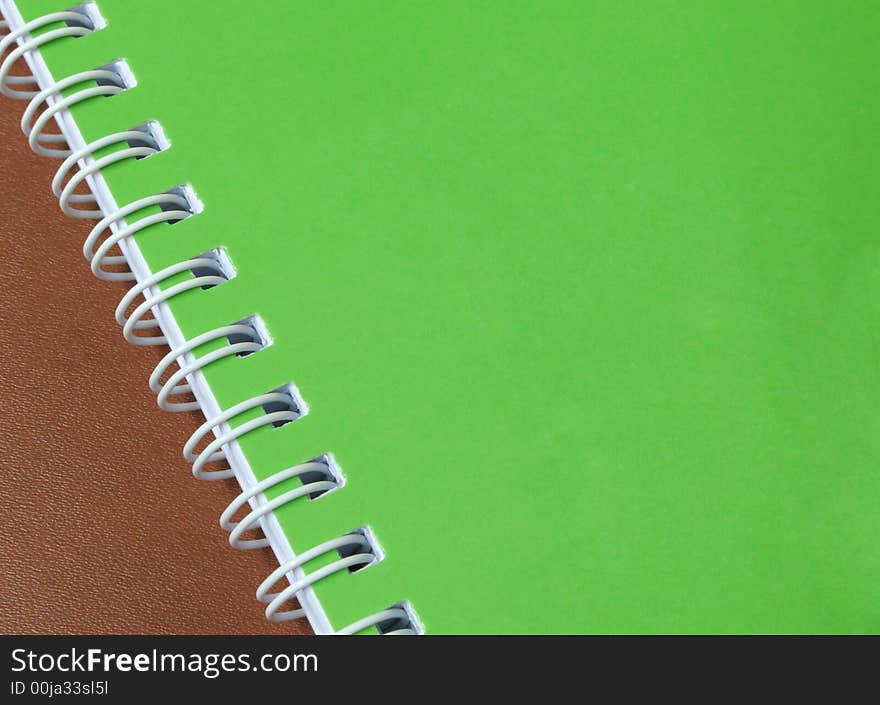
[1,7,418,635]
[183,391,300,480]
[0,11,94,99]
[62,145,158,219]
[23,69,126,157]
[257,534,375,622]
[84,191,190,281]
[220,461,338,549]
[114,257,226,346]
[0,19,35,92]
[150,324,260,412]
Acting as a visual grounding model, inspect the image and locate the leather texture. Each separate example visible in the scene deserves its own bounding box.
[0,89,311,634]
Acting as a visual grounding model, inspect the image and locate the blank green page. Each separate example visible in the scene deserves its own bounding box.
[22,0,880,632]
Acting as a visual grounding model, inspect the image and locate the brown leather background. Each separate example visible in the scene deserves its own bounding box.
[0,92,312,634]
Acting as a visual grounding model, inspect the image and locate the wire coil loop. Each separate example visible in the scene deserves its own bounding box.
[257,534,374,622]
[23,69,125,157]
[183,391,300,480]
[115,256,224,346]
[82,191,189,280]
[149,324,259,412]
[221,462,337,549]
[0,11,93,99]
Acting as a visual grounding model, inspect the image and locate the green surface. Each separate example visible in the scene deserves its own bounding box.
[19,0,880,633]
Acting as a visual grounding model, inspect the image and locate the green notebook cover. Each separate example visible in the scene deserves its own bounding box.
[16,0,880,633]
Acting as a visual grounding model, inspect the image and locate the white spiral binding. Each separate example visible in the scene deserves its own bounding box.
[54,132,160,219]
[220,462,337,549]
[60,144,157,218]
[23,69,125,157]
[115,257,226,346]
[150,324,259,412]
[0,25,43,96]
[156,337,263,410]
[0,19,35,91]
[18,69,108,151]
[1,8,418,635]
[83,192,190,281]
[183,391,300,480]
[0,11,93,99]
[257,534,375,622]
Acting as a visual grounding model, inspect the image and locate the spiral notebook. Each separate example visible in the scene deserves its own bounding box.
[2,1,878,634]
